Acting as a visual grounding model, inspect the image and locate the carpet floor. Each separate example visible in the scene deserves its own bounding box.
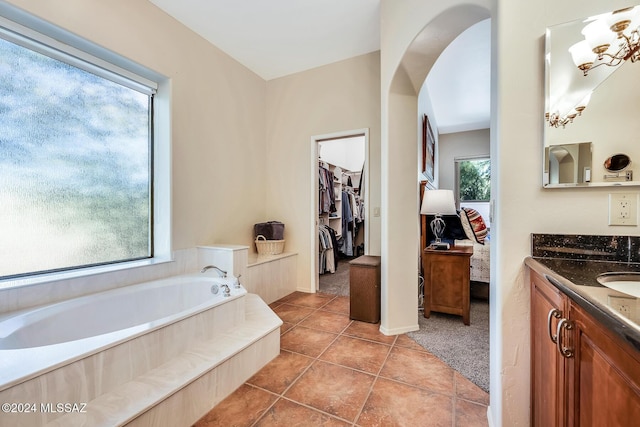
[319,261,490,393]
[408,301,490,392]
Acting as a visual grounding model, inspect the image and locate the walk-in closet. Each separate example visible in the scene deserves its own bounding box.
[317,134,365,295]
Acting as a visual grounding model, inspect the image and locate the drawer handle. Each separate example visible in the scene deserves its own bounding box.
[556,318,574,358]
[547,308,562,344]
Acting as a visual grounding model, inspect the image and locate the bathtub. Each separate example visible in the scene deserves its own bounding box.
[0,272,281,426]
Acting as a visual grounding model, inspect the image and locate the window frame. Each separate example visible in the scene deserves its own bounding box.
[454,155,491,207]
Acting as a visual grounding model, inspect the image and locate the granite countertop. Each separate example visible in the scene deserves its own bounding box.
[525,256,640,352]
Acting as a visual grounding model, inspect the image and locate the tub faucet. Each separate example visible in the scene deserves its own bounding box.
[221,284,231,297]
[200,265,227,277]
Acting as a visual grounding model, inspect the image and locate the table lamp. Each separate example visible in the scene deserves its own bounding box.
[420,189,457,244]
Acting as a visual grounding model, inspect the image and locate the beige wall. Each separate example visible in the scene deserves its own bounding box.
[380,0,491,339]
[439,129,490,191]
[265,52,382,291]
[5,0,269,252]
[495,0,640,424]
[9,1,640,426]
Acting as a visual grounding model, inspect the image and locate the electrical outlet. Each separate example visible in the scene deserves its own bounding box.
[609,193,638,225]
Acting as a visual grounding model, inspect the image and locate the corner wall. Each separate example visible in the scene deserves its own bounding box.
[264,52,382,291]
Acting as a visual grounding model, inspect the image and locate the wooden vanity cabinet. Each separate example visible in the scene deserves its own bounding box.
[566,301,640,426]
[530,270,640,426]
[531,270,567,427]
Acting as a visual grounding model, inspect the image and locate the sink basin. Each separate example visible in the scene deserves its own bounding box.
[596,272,640,298]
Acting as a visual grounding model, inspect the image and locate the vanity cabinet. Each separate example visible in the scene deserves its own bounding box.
[531,270,567,426]
[566,301,640,426]
[530,270,640,426]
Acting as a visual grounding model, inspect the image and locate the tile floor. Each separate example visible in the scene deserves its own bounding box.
[194,292,489,427]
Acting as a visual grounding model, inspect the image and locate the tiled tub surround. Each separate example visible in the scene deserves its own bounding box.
[0,273,282,426]
[526,234,640,351]
[198,245,298,304]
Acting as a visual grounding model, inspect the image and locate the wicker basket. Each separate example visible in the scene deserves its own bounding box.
[255,235,285,255]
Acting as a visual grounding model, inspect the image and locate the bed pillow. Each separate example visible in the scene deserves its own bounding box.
[460,208,488,244]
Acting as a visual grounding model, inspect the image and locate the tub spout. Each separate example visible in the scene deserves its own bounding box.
[200,265,227,277]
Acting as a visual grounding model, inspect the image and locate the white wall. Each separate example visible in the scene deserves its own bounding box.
[380,0,491,341]
[494,0,640,425]
[265,52,382,291]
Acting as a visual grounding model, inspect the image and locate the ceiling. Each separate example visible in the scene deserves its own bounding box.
[149,0,491,134]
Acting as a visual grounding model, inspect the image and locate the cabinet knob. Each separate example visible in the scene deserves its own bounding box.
[547,308,562,344]
[556,318,574,358]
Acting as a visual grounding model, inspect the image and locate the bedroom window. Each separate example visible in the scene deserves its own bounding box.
[455,156,491,227]
[456,157,490,202]
[0,15,159,279]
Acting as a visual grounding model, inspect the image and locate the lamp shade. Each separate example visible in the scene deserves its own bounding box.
[420,189,457,215]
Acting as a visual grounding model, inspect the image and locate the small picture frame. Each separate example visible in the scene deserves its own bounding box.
[422,114,435,182]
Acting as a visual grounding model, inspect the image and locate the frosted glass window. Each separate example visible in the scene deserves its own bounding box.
[0,36,152,278]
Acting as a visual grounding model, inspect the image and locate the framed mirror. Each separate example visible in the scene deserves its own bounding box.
[544,6,640,188]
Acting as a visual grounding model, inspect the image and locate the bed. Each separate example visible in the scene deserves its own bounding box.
[423,207,490,284]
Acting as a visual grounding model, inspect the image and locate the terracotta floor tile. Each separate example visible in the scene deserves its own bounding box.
[284,360,375,422]
[299,309,352,333]
[380,346,455,395]
[284,292,335,308]
[194,384,277,427]
[320,335,391,374]
[276,291,306,304]
[254,398,351,427]
[357,377,453,427]
[395,334,429,352]
[280,326,338,357]
[280,322,295,335]
[320,296,350,314]
[272,303,315,324]
[455,398,489,427]
[198,289,490,427]
[455,371,490,406]
[247,350,313,394]
[268,301,283,310]
[343,321,397,345]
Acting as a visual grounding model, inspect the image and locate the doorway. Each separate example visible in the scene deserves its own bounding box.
[311,129,369,293]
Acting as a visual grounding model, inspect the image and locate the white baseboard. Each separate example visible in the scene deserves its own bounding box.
[486,405,494,427]
[379,323,419,336]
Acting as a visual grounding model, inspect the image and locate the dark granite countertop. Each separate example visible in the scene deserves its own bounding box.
[525,256,640,352]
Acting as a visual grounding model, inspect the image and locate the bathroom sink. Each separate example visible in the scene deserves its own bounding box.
[597,272,640,298]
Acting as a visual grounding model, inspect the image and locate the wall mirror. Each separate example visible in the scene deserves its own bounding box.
[544,5,640,188]
[544,142,592,186]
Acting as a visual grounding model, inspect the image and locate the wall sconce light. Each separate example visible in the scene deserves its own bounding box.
[569,6,640,76]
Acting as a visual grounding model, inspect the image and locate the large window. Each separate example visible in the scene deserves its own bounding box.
[0,19,157,279]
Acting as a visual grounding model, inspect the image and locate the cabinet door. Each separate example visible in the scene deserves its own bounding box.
[531,271,567,427]
[568,302,640,427]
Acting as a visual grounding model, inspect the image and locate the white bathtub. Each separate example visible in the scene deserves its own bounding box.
[0,273,244,389]
[0,274,241,350]
[0,271,281,426]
